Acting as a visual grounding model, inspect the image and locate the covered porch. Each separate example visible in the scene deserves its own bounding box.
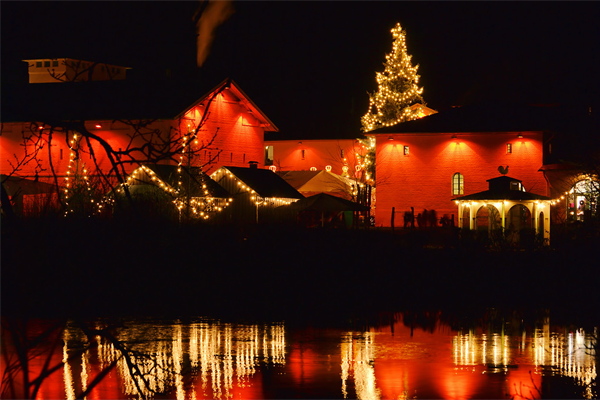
[453,176,553,243]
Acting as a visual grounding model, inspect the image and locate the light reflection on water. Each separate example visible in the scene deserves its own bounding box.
[1,313,597,399]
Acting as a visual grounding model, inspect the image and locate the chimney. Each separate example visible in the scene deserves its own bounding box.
[248,161,258,169]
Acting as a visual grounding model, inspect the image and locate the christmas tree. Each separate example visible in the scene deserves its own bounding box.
[361,23,425,132]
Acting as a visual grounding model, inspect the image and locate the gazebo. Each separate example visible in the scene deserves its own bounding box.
[453,175,553,242]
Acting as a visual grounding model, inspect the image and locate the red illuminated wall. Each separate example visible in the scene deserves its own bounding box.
[1,88,269,193]
[178,90,266,175]
[374,131,547,227]
[264,139,366,177]
[0,121,172,189]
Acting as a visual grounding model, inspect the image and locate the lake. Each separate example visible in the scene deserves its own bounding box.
[1,310,597,399]
[2,221,599,398]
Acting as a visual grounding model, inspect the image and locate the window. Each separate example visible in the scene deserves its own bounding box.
[506,143,512,154]
[264,145,274,166]
[452,173,464,195]
[36,61,42,68]
[44,61,50,68]
[52,60,58,67]
[403,145,409,156]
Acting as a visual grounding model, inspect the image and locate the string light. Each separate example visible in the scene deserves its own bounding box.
[210,167,299,208]
[63,133,95,217]
[362,22,426,132]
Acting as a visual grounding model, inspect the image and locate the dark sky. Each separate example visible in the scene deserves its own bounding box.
[2,1,599,139]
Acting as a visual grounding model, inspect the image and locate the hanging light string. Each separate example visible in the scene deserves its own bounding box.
[211,167,297,207]
[63,133,94,217]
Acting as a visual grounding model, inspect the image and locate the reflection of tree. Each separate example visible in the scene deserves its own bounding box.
[2,318,287,399]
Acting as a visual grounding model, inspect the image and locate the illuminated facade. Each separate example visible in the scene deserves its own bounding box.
[1,60,278,216]
[22,58,130,83]
[453,175,554,242]
[370,103,575,228]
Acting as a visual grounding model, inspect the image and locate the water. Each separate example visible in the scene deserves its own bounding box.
[2,311,597,399]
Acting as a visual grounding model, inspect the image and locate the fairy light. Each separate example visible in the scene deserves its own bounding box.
[211,167,299,209]
[362,23,426,132]
[63,133,94,217]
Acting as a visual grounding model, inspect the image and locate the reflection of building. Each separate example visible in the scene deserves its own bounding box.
[361,313,597,400]
[340,332,380,399]
[61,320,286,400]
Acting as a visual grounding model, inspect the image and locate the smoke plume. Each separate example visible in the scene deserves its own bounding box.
[195,0,235,67]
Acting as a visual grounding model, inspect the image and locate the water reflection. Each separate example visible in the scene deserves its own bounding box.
[1,313,596,399]
[61,319,286,399]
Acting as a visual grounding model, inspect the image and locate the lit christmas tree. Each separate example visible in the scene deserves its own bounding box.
[361,23,425,132]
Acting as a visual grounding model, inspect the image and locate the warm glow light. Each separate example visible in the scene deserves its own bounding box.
[361,23,425,132]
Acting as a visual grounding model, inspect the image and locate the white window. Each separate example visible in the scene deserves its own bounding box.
[452,173,464,195]
[264,145,274,166]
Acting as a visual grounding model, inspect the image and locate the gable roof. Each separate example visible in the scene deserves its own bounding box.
[277,170,321,189]
[129,164,230,198]
[1,74,278,131]
[220,166,304,199]
[278,170,355,193]
[288,193,369,212]
[369,102,582,134]
[175,79,278,132]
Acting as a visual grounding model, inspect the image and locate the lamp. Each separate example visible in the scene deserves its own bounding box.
[388,136,394,141]
[451,134,457,139]
[517,133,523,139]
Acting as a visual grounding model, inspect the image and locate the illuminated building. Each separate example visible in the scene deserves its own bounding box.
[370,102,598,227]
[453,175,554,242]
[210,164,304,223]
[1,60,278,217]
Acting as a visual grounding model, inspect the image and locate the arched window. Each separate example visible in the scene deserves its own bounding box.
[452,173,464,195]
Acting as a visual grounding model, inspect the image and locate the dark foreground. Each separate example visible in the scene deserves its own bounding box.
[2,218,599,326]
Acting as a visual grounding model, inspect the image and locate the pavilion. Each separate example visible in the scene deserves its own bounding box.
[453,175,554,242]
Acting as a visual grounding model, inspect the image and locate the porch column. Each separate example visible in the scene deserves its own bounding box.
[469,204,476,230]
[532,202,539,233]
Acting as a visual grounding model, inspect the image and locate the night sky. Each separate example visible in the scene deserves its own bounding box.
[2,1,599,139]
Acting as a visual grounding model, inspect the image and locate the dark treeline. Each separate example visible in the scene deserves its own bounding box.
[2,217,599,326]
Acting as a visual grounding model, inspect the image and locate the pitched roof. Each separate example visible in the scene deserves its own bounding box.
[288,193,369,212]
[1,174,57,195]
[369,102,583,134]
[222,166,304,199]
[130,164,230,198]
[453,175,551,202]
[277,170,321,189]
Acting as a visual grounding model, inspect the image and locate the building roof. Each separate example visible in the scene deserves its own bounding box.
[130,164,230,198]
[288,192,369,212]
[277,170,321,190]
[453,175,551,202]
[1,75,278,131]
[369,102,586,134]
[1,174,57,195]
[277,169,354,189]
[222,166,304,199]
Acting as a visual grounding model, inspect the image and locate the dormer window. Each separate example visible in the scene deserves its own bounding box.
[510,181,525,191]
